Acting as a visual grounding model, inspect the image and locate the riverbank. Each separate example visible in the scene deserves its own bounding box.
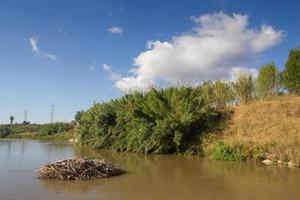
[6,131,75,141]
[77,89,300,167]
[1,94,299,167]
[203,95,300,166]
[1,122,76,142]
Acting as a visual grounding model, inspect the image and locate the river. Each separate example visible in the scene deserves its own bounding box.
[1,139,300,200]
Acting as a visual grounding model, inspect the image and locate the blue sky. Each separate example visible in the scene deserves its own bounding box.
[0,0,300,124]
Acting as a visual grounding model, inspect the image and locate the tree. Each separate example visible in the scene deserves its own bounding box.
[257,63,279,98]
[283,47,300,94]
[202,80,234,108]
[234,75,255,104]
[0,126,11,138]
[9,116,14,125]
[75,110,84,122]
[202,80,214,105]
[212,80,234,109]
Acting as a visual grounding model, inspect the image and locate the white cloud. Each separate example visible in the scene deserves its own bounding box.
[29,36,58,61]
[115,75,154,92]
[231,67,259,81]
[30,37,39,53]
[108,26,123,35]
[44,54,57,61]
[102,63,122,81]
[115,12,283,92]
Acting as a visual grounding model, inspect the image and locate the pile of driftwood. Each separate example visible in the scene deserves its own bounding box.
[37,157,124,180]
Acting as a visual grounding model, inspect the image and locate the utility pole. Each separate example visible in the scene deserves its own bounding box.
[24,109,28,122]
[51,105,54,123]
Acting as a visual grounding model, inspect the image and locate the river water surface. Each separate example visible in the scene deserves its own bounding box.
[1,139,300,200]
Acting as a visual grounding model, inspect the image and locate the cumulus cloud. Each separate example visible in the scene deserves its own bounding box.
[115,12,283,92]
[107,26,123,35]
[115,75,154,92]
[29,36,57,61]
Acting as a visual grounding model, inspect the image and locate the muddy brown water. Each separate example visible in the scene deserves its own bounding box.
[1,139,300,200]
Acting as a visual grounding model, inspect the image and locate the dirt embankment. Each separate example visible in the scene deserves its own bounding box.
[205,96,300,165]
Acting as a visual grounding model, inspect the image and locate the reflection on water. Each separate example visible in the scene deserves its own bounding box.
[1,140,300,200]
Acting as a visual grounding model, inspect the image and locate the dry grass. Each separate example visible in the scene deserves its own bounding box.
[214,95,300,163]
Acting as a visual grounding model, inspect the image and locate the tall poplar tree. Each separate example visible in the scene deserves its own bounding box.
[283,47,300,94]
[257,63,279,98]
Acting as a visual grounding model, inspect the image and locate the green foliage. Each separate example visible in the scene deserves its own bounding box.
[75,110,84,122]
[283,47,300,94]
[234,75,255,104]
[0,123,74,140]
[77,86,222,154]
[0,124,41,138]
[213,81,234,108]
[6,131,74,141]
[257,63,280,98]
[39,122,73,135]
[11,124,41,133]
[211,142,246,161]
[0,126,12,138]
[202,80,234,108]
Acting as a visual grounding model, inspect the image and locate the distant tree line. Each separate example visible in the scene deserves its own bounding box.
[0,122,74,138]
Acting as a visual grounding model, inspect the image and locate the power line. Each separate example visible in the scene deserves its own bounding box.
[24,109,28,122]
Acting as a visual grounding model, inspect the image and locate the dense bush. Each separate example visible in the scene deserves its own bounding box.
[234,75,255,104]
[39,122,73,135]
[0,124,42,138]
[0,126,12,138]
[0,123,72,138]
[202,80,234,109]
[78,86,227,154]
[211,142,246,161]
[10,124,41,134]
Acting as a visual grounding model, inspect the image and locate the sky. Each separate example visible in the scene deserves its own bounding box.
[1,0,300,124]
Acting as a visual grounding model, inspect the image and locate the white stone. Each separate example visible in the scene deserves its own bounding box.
[262,159,273,165]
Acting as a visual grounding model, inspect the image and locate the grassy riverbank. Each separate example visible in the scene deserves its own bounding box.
[0,122,75,142]
[5,131,74,141]
[76,86,300,165]
[203,96,300,164]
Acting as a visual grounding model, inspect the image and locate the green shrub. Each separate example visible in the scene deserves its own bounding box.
[211,142,246,161]
[0,126,12,138]
[234,75,255,104]
[77,86,224,154]
[39,122,73,135]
